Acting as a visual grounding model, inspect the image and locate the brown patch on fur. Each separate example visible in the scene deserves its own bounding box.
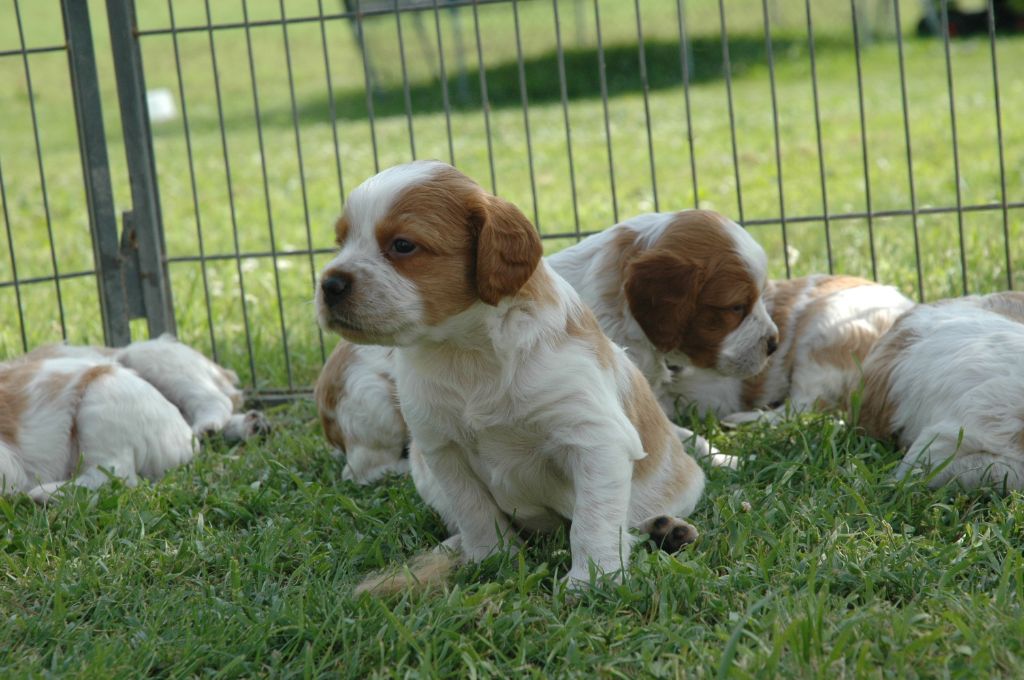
[625,365,675,479]
[334,215,350,245]
[0,361,35,448]
[565,303,615,370]
[374,167,541,324]
[858,320,918,439]
[623,211,757,367]
[976,291,1024,324]
[782,276,875,378]
[315,340,356,451]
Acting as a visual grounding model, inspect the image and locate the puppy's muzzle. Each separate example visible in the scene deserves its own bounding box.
[321,271,353,308]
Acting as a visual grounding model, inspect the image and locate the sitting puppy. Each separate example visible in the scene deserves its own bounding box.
[546,211,780,419]
[315,340,408,484]
[316,161,705,590]
[28,335,269,442]
[860,292,1024,491]
[716,275,914,424]
[0,355,196,502]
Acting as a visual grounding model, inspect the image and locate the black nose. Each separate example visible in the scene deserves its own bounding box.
[766,335,779,356]
[321,273,352,306]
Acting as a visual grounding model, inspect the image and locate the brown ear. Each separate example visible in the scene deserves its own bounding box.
[624,252,704,352]
[475,195,543,305]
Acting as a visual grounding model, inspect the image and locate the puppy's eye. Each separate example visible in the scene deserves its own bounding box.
[728,304,746,315]
[389,238,417,256]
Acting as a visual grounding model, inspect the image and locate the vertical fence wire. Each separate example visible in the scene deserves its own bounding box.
[203,0,258,386]
[167,0,219,361]
[850,0,878,281]
[14,0,67,340]
[592,0,618,224]
[241,0,295,389]
[470,0,497,194]
[633,0,658,212]
[317,0,347,210]
[804,0,832,274]
[939,0,967,295]
[892,0,925,301]
[552,0,580,235]
[511,0,541,228]
[0,155,29,352]
[394,0,418,159]
[760,0,790,278]
[717,0,744,225]
[280,0,327,364]
[987,0,1012,289]
[676,0,699,209]
[431,0,456,165]
[353,0,380,173]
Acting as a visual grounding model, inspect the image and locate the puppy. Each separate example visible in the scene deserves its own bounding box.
[860,292,1024,491]
[315,339,408,484]
[28,335,269,442]
[315,161,705,590]
[546,211,780,420]
[0,355,196,502]
[717,275,915,424]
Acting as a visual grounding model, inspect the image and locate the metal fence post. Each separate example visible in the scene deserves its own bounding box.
[106,0,177,338]
[61,0,131,347]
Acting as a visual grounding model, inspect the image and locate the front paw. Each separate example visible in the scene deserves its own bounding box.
[640,515,699,553]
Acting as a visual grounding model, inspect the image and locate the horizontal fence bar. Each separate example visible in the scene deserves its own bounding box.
[0,269,96,290]
[0,44,65,58]
[135,0,518,36]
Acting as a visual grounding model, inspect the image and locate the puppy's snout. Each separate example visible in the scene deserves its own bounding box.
[766,334,779,356]
[320,272,353,306]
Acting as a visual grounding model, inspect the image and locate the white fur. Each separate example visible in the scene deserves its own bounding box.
[862,294,1024,491]
[323,164,705,588]
[0,357,196,502]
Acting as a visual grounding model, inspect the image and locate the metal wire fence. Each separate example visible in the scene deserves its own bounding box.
[0,0,1021,400]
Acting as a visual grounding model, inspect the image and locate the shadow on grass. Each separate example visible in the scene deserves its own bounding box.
[157,33,854,136]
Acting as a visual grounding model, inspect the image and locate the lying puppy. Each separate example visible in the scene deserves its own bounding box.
[316,161,705,590]
[860,292,1024,491]
[546,211,780,419]
[29,335,269,441]
[315,340,407,484]
[716,275,914,424]
[0,355,196,502]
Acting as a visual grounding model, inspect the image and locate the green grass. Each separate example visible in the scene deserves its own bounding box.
[3,402,1024,677]
[3,3,1024,675]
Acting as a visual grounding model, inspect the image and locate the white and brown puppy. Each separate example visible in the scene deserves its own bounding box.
[714,275,915,424]
[315,340,407,484]
[546,210,779,421]
[316,161,705,590]
[29,335,269,442]
[0,355,196,502]
[860,292,1024,491]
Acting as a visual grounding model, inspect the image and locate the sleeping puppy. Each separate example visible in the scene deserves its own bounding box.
[716,275,914,424]
[315,161,705,591]
[860,292,1024,491]
[546,211,780,420]
[28,335,269,442]
[0,355,196,502]
[315,340,408,484]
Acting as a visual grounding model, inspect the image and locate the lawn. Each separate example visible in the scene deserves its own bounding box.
[2,0,1024,676]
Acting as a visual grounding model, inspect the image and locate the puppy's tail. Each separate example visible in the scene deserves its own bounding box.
[355,536,462,596]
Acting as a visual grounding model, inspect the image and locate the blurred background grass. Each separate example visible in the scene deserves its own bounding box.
[1,0,1022,391]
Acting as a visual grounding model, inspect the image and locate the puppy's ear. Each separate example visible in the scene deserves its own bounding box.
[624,252,704,352]
[474,195,542,305]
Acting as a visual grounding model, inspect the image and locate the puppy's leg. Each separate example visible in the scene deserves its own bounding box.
[221,410,271,443]
[637,515,699,553]
[0,443,27,496]
[899,424,1024,491]
[419,441,519,561]
[564,441,635,586]
[674,425,737,469]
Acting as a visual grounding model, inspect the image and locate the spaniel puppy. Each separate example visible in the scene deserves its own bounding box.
[315,339,407,484]
[718,275,915,424]
[28,335,269,442]
[316,161,705,591]
[546,211,780,419]
[0,355,196,502]
[860,292,1024,491]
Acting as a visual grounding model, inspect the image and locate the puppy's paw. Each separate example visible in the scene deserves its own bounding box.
[640,515,698,553]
